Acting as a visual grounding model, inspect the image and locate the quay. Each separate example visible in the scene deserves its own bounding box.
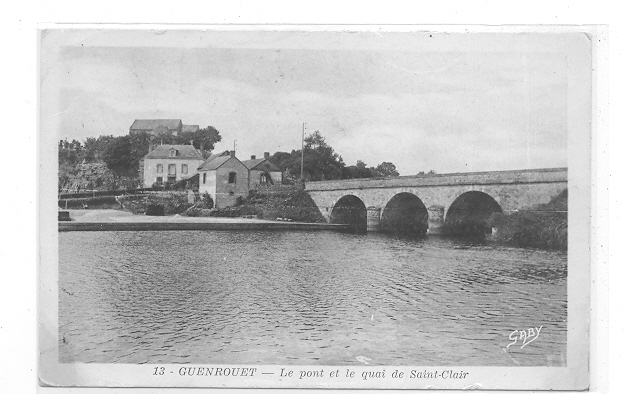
[58,210,351,232]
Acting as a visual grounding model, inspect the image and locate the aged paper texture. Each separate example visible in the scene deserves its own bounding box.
[39,26,595,390]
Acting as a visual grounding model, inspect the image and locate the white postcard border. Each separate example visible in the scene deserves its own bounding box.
[38,25,597,390]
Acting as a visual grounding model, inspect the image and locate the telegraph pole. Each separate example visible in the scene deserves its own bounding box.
[300,122,305,181]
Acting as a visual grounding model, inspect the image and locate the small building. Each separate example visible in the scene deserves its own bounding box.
[142,144,205,187]
[197,151,249,209]
[130,119,183,136]
[243,152,283,190]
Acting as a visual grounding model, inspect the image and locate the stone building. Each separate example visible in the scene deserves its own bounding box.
[130,119,184,136]
[242,152,283,191]
[129,119,201,137]
[182,124,200,133]
[142,144,205,187]
[197,151,249,209]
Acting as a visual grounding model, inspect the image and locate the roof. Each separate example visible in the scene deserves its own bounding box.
[201,151,231,165]
[198,151,246,171]
[198,155,233,171]
[144,145,204,159]
[182,125,200,133]
[242,158,281,172]
[130,119,182,131]
[174,173,199,187]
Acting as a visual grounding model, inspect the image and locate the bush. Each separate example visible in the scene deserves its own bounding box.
[487,190,568,250]
[202,193,214,209]
[185,206,213,217]
[207,189,324,223]
[146,204,165,216]
[185,207,200,217]
[117,192,192,215]
[490,211,567,250]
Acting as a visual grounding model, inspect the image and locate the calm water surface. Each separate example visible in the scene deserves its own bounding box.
[58,230,566,366]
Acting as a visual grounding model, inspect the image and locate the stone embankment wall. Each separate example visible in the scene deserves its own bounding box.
[117,192,192,215]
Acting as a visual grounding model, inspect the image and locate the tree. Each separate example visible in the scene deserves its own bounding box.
[375,162,400,177]
[102,133,151,177]
[150,126,222,151]
[342,159,373,179]
[293,131,345,181]
[58,139,81,168]
[189,126,221,151]
[83,135,116,162]
[268,152,294,171]
[271,131,345,181]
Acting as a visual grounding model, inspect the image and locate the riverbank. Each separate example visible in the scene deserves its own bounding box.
[192,188,326,223]
[490,190,568,251]
[58,209,349,232]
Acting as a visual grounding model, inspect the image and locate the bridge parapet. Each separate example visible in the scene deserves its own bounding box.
[305,167,567,191]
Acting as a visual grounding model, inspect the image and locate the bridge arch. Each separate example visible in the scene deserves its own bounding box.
[380,192,429,234]
[445,191,503,235]
[329,195,367,232]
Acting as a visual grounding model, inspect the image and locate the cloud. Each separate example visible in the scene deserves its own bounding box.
[47,44,569,176]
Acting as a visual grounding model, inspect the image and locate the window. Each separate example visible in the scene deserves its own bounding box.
[228,172,237,184]
[157,164,163,173]
[168,164,176,175]
[169,148,177,157]
[182,164,188,174]
[203,173,206,184]
[156,176,163,185]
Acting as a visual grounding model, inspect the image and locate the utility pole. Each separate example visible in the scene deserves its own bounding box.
[300,122,305,181]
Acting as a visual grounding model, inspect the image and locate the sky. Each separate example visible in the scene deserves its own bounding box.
[41,30,579,175]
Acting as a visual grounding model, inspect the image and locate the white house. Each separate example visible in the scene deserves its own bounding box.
[142,144,205,187]
[197,151,249,209]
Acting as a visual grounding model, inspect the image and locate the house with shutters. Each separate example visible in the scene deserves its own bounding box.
[197,151,249,209]
[242,152,283,191]
[142,144,205,187]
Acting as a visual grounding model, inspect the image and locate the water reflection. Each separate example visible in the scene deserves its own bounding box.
[59,230,567,366]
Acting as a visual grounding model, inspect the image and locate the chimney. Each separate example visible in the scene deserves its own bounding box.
[230,150,236,157]
[251,155,256,160]
[264,152,270,159]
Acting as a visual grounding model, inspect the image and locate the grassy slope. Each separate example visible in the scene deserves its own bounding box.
[210,189,326,223]
[490,189,568,250]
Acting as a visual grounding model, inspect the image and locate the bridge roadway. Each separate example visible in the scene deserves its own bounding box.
[305,167,567,234]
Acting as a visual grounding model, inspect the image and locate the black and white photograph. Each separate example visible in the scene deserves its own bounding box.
[38,27,594,390]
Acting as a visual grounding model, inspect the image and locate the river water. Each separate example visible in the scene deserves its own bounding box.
[58,230,567,366]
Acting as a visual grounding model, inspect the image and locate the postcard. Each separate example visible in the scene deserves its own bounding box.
[39,26,596,391]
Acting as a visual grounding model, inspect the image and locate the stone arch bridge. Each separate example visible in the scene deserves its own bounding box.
[305,168,567,234]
